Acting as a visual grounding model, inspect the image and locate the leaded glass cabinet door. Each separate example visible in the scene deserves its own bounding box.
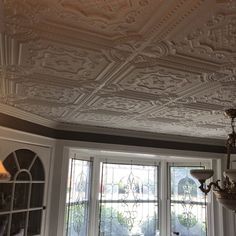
[0,149,46,236]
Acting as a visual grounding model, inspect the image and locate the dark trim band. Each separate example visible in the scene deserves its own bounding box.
[0,113,226,154]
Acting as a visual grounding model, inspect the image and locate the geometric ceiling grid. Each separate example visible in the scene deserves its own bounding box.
[1,0,236,139]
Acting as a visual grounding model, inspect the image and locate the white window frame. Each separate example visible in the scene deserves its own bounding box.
[167,161,213,236]
[59,147,217,236]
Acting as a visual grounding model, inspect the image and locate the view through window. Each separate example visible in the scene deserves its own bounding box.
[99,163,159,236]
[64,157,209,236]
[170,166,207,236]
[65,158,91,236]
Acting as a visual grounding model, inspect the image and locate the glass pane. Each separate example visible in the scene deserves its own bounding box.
[65,159,91,236]
[15,149,35,170]
[170,166,207,236]
[0,214,9,236]
[10,212,27,235]
[100,202,159,236]
[99,163,159,236]
[0,183,12,212]
[31,183,44,208]
[171,167,205,203]
[171,203,206,236]
[16,171,31,181]
[66,202,89,236]
[28,210,42,235]
[13,183,29,210]
[3,153,18,178]
[100,164,158,201]
[30,157,45,181]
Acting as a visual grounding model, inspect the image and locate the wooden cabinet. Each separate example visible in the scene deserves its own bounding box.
[0,149,46,236]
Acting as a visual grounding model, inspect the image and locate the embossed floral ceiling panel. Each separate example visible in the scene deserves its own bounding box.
[1,0,236,138]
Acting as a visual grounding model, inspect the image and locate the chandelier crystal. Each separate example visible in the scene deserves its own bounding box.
[190,109,236,212]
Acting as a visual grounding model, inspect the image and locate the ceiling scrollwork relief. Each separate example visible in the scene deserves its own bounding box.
[1,0,236,138]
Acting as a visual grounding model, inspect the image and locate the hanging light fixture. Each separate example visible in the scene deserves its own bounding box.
[190,109,236,212]
[0,160,10,181]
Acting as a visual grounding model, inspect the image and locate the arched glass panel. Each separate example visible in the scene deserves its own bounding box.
[30,157,45,181]
[15,149,35,170]
[3,153,18,179]
[16,171,31,181]
[1,149,45,236]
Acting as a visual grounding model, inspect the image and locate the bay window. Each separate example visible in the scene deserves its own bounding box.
[64,152,210,236]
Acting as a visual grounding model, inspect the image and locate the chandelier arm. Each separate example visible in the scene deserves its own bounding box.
[199,180,223,195]
[227,145,231,170]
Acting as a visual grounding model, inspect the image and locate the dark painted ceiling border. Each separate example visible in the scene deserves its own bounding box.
[0,112,226,154]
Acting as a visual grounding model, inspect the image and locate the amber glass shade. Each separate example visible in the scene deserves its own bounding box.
[0,160,11,181]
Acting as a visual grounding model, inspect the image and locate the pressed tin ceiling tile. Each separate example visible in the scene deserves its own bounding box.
[1,0,236,138]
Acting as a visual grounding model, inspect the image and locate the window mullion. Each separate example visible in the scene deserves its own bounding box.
[88,157,101,236]
[160,160,168,236]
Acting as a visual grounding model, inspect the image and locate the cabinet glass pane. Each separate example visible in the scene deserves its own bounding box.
[3,153,18,179]
[13,183,29,210]
[30,158,45,181]
[28,210,42,235]
[16,149,34,170]
[31,183,44,208]
[0,183,12,212]
[0,214,9,236]
[16,171,31,181]
[1,149,45,236]
[10,212,27,235]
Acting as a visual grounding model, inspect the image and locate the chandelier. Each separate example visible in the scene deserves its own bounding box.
[191,109,236,212]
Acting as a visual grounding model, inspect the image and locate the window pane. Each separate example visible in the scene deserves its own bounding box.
[170,166,207,236]
[65,159,91,236]
[99,163,159,236]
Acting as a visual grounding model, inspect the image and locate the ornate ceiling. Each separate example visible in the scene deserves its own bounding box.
[1,0,236,139]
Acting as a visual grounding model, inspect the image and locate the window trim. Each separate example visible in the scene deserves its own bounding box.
[168,163,212,236]
[61,148,216,236]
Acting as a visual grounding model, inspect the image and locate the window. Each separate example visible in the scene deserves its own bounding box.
[99,163,159,236]
[65,158,91,236]
[64,153,210,236]
[170,166,207,236]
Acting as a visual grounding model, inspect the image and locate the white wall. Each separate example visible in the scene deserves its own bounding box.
[0,126,235,236]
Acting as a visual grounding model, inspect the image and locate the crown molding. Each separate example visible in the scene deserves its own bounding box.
[0,103,58,128]
[0,103,225,147]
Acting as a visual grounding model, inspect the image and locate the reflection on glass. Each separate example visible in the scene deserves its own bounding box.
[3,153,18,179]
[30,158,45,181]
[99,163,159,236]
[28,210,42,235]
[0,184,12,212]
[31,183,44,208]
[15,149,34,170]
[10,212,27,235]
[65,159,91,236]
[170,166,207,236]
[13,183,29,210]
[16,171,30,181]
[0,214,9,236]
